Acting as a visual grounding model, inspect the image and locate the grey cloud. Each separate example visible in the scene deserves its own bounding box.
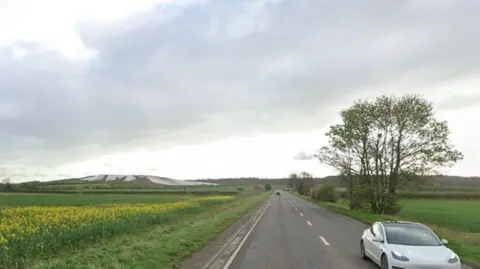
[293,151,314,161]
[1,0,480,171]
[438,94,480,111]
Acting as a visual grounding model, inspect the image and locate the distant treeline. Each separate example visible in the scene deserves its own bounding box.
[198,175,480,189]
[337,190,480,200]
[3,174,480,193]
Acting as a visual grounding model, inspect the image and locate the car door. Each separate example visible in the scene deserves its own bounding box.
[363,224,377,261]
[370,223,385,263]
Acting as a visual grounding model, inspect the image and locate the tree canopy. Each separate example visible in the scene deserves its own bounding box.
[288,172,314,195]
[264,183,272,191]
[315,94,462,214]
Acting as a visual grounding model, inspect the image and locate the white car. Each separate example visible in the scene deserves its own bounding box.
[360,221,461,269]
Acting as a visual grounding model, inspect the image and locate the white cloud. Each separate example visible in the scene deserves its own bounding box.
[0,0,197,61]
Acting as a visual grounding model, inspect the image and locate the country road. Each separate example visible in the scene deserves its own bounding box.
[227,191,471,269]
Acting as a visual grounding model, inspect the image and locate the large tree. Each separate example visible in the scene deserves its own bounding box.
[287,173,298,189]
[316,94,462,214]
[289,172,314,195]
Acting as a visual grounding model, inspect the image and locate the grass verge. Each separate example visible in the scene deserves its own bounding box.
[28,193,267,269]
[295,194,480,268]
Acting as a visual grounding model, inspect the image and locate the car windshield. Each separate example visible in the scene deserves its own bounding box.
[384,224,441,246]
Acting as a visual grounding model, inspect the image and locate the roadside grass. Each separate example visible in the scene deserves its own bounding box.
[296,194,480,267]
[29,193,267,269]
[0,193,193,207]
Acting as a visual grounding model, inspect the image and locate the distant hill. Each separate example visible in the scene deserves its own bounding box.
[13,174,480,191]
[83,174,216,186]
[41,174,217,188]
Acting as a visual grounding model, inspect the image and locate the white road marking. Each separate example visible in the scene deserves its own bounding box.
[200,205,265,269]
[306,221,312,226]
[222,203,270,269]
[319,236,330,246]
[294,208,298,211]
[300,213,303,217]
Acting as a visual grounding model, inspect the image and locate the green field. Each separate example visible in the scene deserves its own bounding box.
[0,193,193,207]
[334,197,480,234]
[0,192,267,268]
[399,199,480,233]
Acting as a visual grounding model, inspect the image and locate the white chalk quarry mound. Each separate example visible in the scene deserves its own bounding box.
[82,174,216,186]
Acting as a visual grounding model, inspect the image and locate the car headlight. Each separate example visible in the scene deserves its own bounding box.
[448,253,458,263]
[391,250,409,261]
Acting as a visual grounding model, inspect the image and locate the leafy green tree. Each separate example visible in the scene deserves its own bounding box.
[316,94,462,214]
[2,178,12,191]
[264,183,272,191]
[289,172,313,195]
[287,173,298,189]
[302,179,314,196]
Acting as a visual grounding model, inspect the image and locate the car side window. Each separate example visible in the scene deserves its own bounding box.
[373,224,384,240]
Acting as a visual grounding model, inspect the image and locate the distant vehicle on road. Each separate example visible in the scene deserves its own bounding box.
[276,191,280,196]
[360,221,461,269]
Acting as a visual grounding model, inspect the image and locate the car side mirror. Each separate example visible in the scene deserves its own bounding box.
[372,237,384,243]
[441,239,448,245]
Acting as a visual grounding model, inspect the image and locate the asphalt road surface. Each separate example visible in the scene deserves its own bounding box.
[228,191,386,269]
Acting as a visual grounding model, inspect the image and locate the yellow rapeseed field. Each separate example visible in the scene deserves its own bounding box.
[0,195,234,267]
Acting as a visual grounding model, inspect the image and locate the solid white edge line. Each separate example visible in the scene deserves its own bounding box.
[319,236,330,246]
[200,204,268,269]
[300,213,303,217]
[222,203,270,269]
[306,221,312,226]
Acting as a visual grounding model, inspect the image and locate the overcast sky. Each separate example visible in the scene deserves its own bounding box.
[1,0,480,182]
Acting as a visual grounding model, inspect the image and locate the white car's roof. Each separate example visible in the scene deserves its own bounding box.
[380,221,425,227]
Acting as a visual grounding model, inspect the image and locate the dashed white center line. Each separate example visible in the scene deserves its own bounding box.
[294,207,298,211]
[306,221,312,226]
[319,236,330,246]
[300,213,303,217]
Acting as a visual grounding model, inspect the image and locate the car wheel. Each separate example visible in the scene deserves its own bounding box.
[381,254,388,269]
[360,240,367,260]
